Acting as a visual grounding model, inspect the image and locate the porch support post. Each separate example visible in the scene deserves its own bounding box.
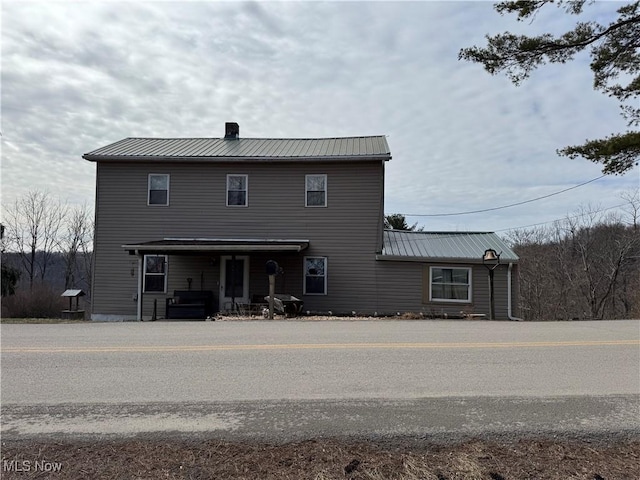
[230,254,236,311]
[268,274,275,320]
[137,252,143,321]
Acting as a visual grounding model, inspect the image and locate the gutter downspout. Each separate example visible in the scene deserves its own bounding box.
[508,263,523,321]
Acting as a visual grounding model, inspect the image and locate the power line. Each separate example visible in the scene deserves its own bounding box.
[494,202,628,233]
[404,175,606,217]
[379,202,630,242]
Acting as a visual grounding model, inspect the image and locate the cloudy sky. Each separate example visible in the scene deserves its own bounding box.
[2,0,638,234]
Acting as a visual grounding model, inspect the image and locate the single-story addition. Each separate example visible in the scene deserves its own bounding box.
[83,123,520,320]
[377,230,520,320]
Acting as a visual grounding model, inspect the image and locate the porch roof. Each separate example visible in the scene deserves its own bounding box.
[123,238,310,254]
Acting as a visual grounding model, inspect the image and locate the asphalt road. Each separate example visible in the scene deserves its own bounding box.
[2,319,639,442]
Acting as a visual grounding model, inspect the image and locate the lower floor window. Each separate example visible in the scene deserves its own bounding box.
[430,266,470,302]
[304,257,327,295]
[144,255,167,293]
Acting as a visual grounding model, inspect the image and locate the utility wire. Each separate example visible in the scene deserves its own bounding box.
[494,202,628,233]
[384,203,629,242]
[404,175,606,217]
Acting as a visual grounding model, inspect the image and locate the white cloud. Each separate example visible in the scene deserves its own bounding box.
[1,1,637,232]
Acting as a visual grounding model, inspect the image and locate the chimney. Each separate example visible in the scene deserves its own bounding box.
[224,122,239,139]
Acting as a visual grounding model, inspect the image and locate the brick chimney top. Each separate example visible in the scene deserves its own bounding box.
[224,122,239,139]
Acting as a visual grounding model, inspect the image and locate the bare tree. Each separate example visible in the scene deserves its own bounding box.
[568,213,625,319]
[508,204,640,320]
[505,226,555,320]
[1,223,20,296]
[38,195,68,283]
[60,203,93,290]
[620,188,640,230]
[2,191,68,289]
[80,211,94,299]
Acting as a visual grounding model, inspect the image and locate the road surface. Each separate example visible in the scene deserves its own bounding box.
[2,319,639,442]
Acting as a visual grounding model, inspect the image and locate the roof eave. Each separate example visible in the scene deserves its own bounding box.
[83,154,391,163]
[376,254,518,264]
[122,239,310,254]
[125,245,308,252]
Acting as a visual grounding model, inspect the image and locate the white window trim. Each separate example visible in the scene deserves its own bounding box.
[304,256,327,295]
[226,174,248,207]
[429,266,472,303]
[143,254,168,293]
[305,174,327,207]
[148,174,170,206]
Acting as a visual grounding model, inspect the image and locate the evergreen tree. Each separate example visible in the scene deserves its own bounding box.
[459,1,640,175]
[384,214,424,231]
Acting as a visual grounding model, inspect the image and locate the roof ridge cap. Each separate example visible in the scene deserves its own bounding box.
[124,135,387,141]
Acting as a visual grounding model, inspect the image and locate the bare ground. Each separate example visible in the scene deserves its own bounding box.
[2,437,639,479]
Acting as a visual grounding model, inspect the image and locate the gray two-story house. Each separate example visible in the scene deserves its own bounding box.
[83,123,519,321]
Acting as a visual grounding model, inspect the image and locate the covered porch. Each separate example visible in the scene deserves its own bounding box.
[122,238,309,320]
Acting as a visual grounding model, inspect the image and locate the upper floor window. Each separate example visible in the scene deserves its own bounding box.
[144,255,167,293]
[227,174,248,207]
[429,266,471,303]
[148,174,169,206]
[304,256,327,295]
[306,174,327,207]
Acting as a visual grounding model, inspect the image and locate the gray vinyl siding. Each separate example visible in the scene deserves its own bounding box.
[92,158,518,319]
[133,259,515,319]
[371,261,513,319]
[91,160,385,318]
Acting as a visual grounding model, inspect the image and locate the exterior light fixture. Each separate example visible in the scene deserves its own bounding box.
[482,248,501,320]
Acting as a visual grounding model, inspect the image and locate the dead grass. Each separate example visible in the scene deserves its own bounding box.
[0,317,88,324]
[1,438,638,479]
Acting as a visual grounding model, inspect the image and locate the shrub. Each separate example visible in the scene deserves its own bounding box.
[1,284,68,318]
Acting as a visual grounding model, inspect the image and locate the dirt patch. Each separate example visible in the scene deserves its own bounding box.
[2,438,638,479]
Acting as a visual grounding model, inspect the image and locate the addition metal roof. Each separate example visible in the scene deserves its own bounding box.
[378,230,519,263]
[83,136,391,162]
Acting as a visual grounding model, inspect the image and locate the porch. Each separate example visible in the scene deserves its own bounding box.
[122,238,309,320]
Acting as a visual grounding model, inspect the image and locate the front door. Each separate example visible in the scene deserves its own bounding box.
[220,255,249,311]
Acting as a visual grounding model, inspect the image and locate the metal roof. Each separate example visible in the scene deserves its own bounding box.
[379,230,519,263]
[83,136,391,162]
[61,289,86,297]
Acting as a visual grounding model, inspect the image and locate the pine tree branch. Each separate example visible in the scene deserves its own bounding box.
[558,131,640,175]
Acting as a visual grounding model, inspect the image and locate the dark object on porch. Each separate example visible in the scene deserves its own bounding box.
[265,294,304,317]
[61,289,86,320]
[240,294,268,315]
[166,290,214,319]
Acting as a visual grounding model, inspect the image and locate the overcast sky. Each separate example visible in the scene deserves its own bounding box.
[2,0,638,234]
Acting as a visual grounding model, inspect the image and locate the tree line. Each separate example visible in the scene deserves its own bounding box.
[506,195,640,320]
[2,191,93,317]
